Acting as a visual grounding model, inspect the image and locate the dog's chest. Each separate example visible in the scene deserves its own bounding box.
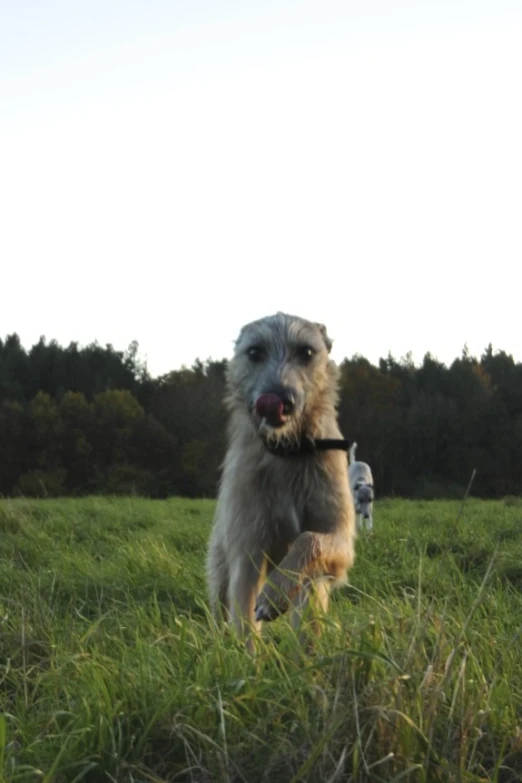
[261,459,330,541]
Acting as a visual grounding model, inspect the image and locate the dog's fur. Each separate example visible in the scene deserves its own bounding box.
[348,442,374,532]
[206,312,356,649]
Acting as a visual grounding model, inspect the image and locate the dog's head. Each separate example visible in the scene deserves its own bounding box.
[226,312,337,445]
[354,481,374,519]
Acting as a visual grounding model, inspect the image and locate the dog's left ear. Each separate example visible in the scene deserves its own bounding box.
[233,323,248,350]
[316,323,333,353]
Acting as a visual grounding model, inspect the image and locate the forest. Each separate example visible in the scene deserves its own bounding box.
[1,332,520,499]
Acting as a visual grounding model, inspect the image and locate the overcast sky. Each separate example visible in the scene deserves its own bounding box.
[1,1,521,376]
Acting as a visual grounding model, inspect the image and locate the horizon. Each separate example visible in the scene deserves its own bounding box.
[1,327,516,380]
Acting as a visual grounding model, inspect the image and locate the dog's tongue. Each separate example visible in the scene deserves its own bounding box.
[255,393,285,426]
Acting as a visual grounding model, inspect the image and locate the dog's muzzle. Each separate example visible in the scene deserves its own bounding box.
[254,392,294,428]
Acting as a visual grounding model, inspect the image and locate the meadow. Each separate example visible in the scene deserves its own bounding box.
[0,496,521,782]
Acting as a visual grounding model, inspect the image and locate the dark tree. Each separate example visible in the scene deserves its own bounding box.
[1,332,521,498]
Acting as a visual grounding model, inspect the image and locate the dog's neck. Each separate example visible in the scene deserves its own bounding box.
[262,434,350,458]
[257,402,349,458]
[229,405,348,458]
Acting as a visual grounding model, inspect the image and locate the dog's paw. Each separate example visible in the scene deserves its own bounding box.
[254,587,288,623]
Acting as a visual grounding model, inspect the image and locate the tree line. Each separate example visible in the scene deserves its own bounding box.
[1,333,521,499]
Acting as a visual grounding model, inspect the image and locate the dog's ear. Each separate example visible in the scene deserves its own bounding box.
[233,329,242,350]
[316,322,333,353]
[233,323,249,349]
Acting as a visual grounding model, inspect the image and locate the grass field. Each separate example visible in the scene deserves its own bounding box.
[0,496,521,782]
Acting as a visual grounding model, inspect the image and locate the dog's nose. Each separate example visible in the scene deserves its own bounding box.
[262,386,295,414]
[255,387,295,427]
[254,385,296,427]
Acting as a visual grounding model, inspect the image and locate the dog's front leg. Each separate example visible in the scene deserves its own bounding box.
[255,531,351,623]
[229,552,265,651]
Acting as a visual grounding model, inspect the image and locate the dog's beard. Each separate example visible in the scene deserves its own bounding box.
[256,416,301,448]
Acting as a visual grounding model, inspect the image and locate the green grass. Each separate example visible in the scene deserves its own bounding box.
[0,496,521,782]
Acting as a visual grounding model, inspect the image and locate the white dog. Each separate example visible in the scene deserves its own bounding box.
[348,442,374,532]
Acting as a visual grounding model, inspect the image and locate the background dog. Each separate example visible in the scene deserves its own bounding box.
[348,442,374,532]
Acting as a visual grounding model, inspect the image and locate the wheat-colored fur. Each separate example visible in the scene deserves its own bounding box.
[206,312,355,650]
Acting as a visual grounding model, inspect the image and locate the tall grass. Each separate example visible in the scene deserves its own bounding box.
[0,496,521,782]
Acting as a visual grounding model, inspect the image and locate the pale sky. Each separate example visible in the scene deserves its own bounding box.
[1,1,521,377]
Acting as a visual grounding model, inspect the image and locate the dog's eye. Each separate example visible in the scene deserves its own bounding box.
[296,345,315,363]
[247,346,266,362]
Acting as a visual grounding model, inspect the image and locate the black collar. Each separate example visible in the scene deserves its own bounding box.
[263,435,351,458]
